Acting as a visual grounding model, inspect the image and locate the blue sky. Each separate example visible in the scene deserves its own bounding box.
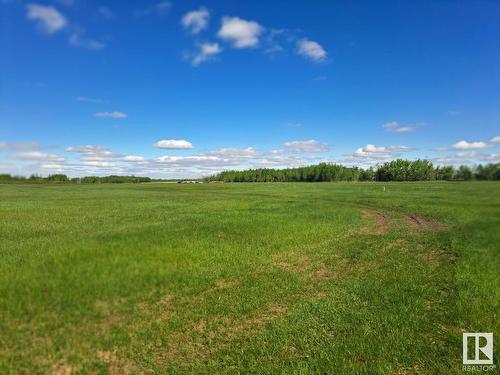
[1,0,499,178]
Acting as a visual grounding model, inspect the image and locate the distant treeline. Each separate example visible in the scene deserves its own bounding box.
[0,174,153,184]
[2,160,499,184]
[205,160,500,182]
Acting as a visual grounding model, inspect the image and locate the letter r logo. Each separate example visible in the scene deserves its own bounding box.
[463,333,493,365]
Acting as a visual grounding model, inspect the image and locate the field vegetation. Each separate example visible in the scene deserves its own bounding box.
[0,182,498,373]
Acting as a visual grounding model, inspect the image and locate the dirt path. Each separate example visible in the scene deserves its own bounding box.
[404,214,446,231]
[361,209,445,234]
[361,209,391,235]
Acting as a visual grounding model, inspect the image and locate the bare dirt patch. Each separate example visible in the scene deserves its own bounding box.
[157,302,288,365]
[419,249,458,265]
[51,361,75,375]
[405,214,445,231]
[310,264,338,281]
[97,350,136,374]
[215,278,241,289]
[274,254,338,282]
[273,254,312,273]
[419,249,445,265]
[361,209,390,235]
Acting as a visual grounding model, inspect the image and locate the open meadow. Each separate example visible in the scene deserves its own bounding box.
[0,182,499,374]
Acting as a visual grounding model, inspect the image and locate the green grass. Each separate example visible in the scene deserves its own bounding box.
[0,182,498,374]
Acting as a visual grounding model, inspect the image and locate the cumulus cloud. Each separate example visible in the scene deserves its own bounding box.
[483,152,500,162]
[354,144,410,157]
[154,139,194,149]
[65,145,118,158]
[209,147,261,158]
[217,16,264,48]
[155,155,231,167]
[82,161,116,167]
[69,30,106,50]
[15,151,65,162]
[254,155,306,168]
[97,6,114,19]
[341,144,412,166]
[452,140,490,150]
[297,38,327,62]
[40,163,66,171]
[432,151,500,165]
[490,136,500,143]
[189,42,222,66]
[75,96,104,103]
[57,0,75,6]
[135,1,171,17]
[153,1,171,14]
[283,140,329,153]
[382,121,420,133]
[181,7,209,34]
[95,111,127,119]
[26,3,67,34]
[0,141,40,151]
[122,155,145,162]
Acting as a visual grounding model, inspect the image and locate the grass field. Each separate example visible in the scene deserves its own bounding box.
[0,182,498,374]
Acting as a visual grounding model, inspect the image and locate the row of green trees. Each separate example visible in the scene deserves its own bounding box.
[205,160,500,182]
[0,174,151,184]
[1,160,499,184]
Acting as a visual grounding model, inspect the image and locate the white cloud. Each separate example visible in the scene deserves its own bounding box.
[263,28,287,55]
[181,8,209,34]
[82,161,116,167]
[458,151,500,162]
[154,139,193,149]
[65,145,118,158]
[95,111,127,119]
[313,76,328,82]
[297,38,327,62]
[209,147,261,158]
[155,155,230,167]
[432,151,500,165]
[254,155,306,168]
[57,0,75,6]
[15,151,65,162]
[217,16,264,48]
[69,30,106,50]
[135,1,171,17]
[26,4,67,34]
[189,42,222,66]
[81,156,108,162]
[75,96,104,103]
[483,152,500,162]
[0,141,40,151]
[490,136,500,143]
[122,155,145,162]
[354,144,410,157]
[382,121,419,133]
[40,163,66,171]
[452,140,490,150]
[283,140,329,153]
[97,6,114,19]
[341,144,412,166]
[154,1,171,14]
